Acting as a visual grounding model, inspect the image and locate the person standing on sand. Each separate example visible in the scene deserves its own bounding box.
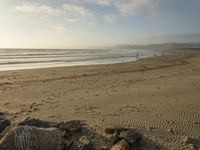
[136,53,139,60]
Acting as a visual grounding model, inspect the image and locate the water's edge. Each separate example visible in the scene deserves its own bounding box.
[0,49,167,71]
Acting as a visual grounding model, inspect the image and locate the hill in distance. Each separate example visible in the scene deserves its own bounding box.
[113,43,200,50]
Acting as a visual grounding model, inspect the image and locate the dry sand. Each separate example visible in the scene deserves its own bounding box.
[0,52,200,149]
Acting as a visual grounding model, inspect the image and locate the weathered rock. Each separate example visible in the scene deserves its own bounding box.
[105,128,128,135]
[0,119,10,133]
[19,118,83,135]
[181,136,200,149]
[18,117,59,128]
[0,112,6,116]
[60,120,82,134]
[111,139,130,150]
[182,136,197,144]
[0,118,145,150]
[101,146,110,150]
[69,127,82,134]
[63,140,73,150]
[187,144,196,150]
[0,125,64,150]
[62,130,71,139]
[109,133,121,146]
[119,130,142,146]
[78,136,93,150]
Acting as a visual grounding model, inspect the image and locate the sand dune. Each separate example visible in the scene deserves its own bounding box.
[0,52,200,149]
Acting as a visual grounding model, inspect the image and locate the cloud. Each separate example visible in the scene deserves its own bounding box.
[63,4,93,17]
[15,0,162,22]
[51,24,66,34]
[97,0,111,5]
[16,3,62,16]
[103,14,119,23]
[16,2,93,17]
[114,0,160,16]
[84,0,111,5]
[65,18,81,23]
[84,0,162,20]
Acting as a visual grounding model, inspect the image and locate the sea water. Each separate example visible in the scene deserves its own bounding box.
[0,49,162,71]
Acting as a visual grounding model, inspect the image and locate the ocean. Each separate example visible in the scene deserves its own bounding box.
[0,49,162,71]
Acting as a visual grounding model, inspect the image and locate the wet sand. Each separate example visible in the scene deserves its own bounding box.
[0,52,200,149]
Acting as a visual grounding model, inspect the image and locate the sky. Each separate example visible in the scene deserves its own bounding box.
[0,0,200,48]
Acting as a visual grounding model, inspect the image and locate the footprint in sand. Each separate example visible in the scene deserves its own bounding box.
[3,102,10,106]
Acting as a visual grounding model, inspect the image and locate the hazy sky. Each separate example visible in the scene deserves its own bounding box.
[0,0,200,48]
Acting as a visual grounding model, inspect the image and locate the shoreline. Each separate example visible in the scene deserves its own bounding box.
[0,52,200,149]
[0,51,178,72]
[0,48,184,72]
[1,48,199,72]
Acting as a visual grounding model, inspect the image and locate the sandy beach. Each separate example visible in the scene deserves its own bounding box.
[0,52,200,149]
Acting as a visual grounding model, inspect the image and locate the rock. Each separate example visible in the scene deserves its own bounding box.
[19,118,83,134]
[69,127,82,134]
[0,125,64,150]
[109,133,121,146]
[181,136,200,150]
[64,140,73,150]
[101,146,110,150]
[182,136,194,144]
[187,144,196,150]
[18,117,60,128]
[119,130,142,146]
[18,117,59,128]
[105,128,128,135]
[182,136,200,145]
[0,119,10,133]
[0,112,6,116]
[78,136,93,150]
[111,139,130,150]
[60,120,82,134]
[62,130,71,139]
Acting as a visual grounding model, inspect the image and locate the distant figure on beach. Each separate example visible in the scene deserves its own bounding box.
[154,53,157,57]
[136,53,139,60]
